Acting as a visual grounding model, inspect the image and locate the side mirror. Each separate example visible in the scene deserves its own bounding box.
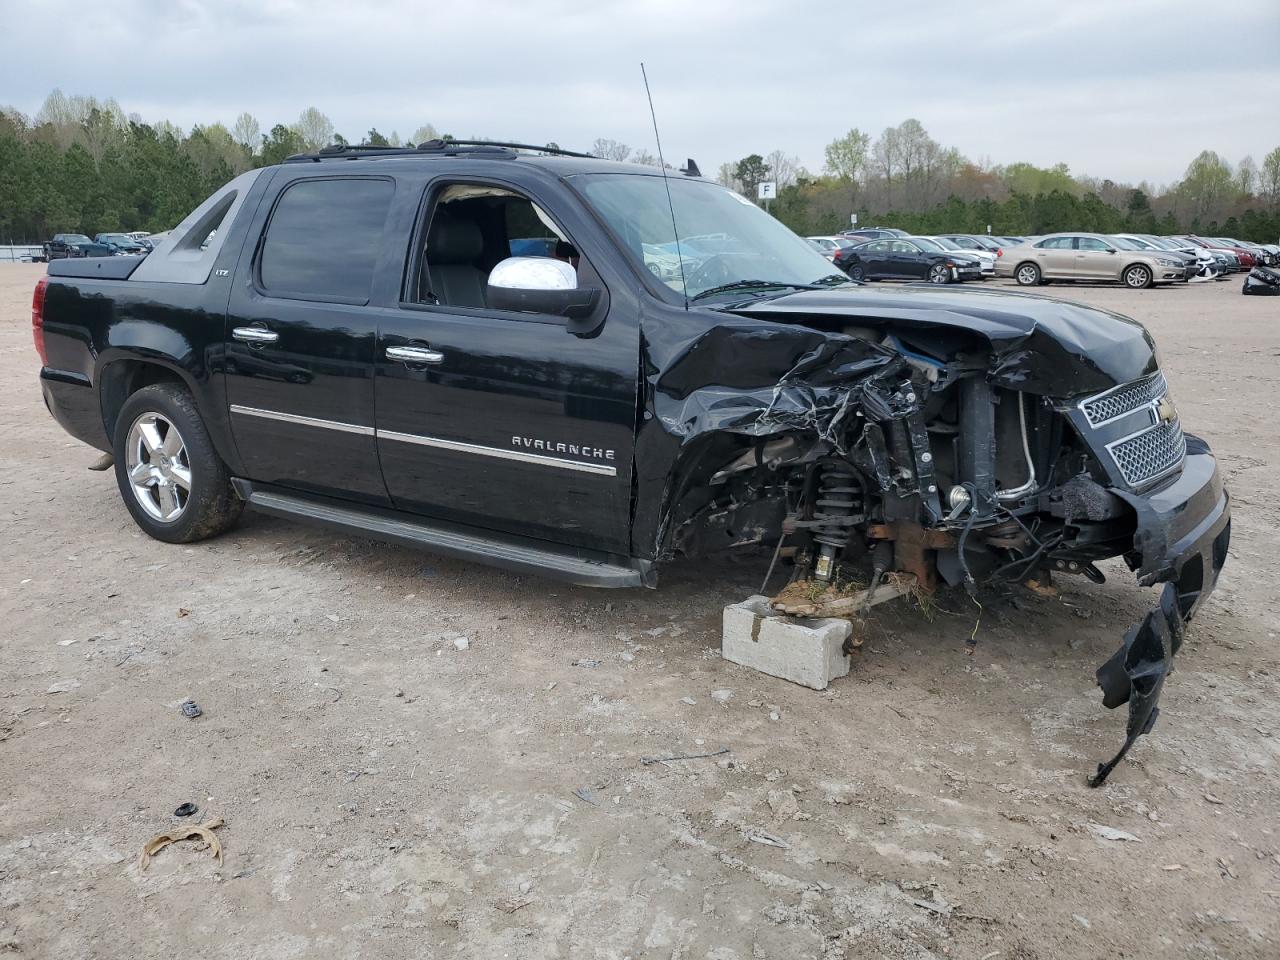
[486,257,600,321]
[1105,247,1117,254]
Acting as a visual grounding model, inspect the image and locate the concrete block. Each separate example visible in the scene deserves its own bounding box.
[722,595,851,691]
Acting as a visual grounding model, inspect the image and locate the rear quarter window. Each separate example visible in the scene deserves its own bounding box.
[258,178,395,302]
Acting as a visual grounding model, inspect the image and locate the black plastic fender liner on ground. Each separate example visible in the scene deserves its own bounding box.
[1242,265,1280,295]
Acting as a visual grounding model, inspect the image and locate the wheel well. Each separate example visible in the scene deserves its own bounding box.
[1016,260,1039,273]
[1124,261,1151,274]
[100,360,186,438]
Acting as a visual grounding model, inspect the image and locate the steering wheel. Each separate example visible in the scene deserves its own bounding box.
[686,254,736,290]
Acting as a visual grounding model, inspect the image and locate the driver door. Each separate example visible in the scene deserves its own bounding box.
[1075,236,1118,280]
[861,239,891,277]
[373,176,638,554]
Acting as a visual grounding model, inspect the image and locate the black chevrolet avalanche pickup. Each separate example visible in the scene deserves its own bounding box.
[34,140,1229,783]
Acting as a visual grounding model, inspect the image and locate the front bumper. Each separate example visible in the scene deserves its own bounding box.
[1090,439,1230,785]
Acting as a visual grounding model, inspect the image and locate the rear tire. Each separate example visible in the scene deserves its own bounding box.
[1123,264,1153,289]
[1015,262,1041,286]
[112,384,243,544]
[849,264,866,282]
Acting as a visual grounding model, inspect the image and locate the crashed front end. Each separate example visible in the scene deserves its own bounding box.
[637,287,1229,785]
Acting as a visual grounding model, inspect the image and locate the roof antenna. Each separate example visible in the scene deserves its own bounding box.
[641,62,688,309]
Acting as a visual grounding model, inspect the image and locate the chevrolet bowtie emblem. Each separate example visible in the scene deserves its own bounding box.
[1157,396,1177,424]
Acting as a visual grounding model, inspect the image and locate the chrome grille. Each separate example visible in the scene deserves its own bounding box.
[1107,420,1186,486]
[1080,372,1167,426]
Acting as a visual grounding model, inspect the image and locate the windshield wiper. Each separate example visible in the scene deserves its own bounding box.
[690,280,820,302]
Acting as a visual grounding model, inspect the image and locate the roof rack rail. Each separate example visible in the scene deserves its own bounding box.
[284,139,596,164]
[418,139,595,159]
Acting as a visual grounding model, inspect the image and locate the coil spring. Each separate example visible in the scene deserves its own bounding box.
[811,461,863,549]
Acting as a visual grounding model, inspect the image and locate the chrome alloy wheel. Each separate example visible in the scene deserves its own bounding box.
[125,412,192,521]
[1016,264,1039,285]
[1124,265,1151,288]
[928,264,950,283]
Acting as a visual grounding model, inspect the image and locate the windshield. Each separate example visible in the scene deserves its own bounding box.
[909,237,944,253]
[573,173,845,300]
[1109,236,1141,250]
[971,236,1000,250]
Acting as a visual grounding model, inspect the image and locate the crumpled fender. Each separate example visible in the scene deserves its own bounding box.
[631,312,905,558]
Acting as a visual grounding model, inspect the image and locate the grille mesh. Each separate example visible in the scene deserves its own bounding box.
[1081,372,1167,426]
[1108,420,1186,486]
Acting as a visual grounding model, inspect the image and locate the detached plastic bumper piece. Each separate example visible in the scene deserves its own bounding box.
[1090,441,1230,786]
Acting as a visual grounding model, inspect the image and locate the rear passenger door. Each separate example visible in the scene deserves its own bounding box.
[1034,237,1076,277]
[224,175,397,505]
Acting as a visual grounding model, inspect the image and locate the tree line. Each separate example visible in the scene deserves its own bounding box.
[2,90,1278,243]
[722,120,1280,242]
[0,92,468,241]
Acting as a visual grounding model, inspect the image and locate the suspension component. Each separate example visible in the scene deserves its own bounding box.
[810,461,864,581]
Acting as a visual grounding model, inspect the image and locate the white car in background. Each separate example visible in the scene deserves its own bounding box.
[806,235,860,263]
[1117,234,1218,280]
[927,236,996,277]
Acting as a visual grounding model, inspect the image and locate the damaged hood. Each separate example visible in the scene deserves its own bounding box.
[729,284,1159,397]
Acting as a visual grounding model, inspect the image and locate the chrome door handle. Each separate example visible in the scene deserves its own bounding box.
[232,326,279,344]
[386,345,444,364]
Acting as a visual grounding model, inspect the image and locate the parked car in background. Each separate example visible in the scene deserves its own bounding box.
[1192,238,1254,268]
[1213,237,1275,266]
[94,233,148,256]
[1169,236,1240,274]
[1172,236,1254,271]
[839,227,907,242]
[997,232,1192,287]
[835,236,982,283]
[927,235,996,277]
[1116,234,1218,278]
[1109,235,1196,280]
[806,235,860,262]
[936,234,1002,258]
[42,234,112,260]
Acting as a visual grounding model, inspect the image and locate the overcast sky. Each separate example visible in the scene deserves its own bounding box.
[4,0,1278,187]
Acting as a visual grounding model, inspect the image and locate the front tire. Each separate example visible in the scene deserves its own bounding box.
[112,384,243,544]
[1015,262,1041,286]
[1123,264,1153,289]
[928,264,951,284]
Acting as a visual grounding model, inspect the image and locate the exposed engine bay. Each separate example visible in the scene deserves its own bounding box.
[639,286,1231,785]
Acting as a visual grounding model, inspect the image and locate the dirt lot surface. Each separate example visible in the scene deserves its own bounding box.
[2,262,1277,959]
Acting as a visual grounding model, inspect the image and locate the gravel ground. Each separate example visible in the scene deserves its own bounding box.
[1,263,1277,960]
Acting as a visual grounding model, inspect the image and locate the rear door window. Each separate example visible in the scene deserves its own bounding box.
[258,177,395,303]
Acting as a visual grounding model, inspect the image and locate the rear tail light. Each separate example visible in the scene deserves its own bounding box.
[995,248,1003,257]
[32,276,49,365]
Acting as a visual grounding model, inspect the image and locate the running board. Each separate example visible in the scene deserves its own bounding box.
[235,482,655,589]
